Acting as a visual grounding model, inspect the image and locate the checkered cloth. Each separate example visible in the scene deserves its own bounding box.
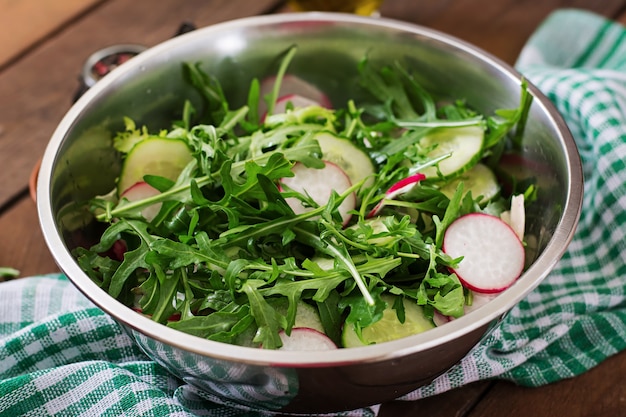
[2,8,626,416]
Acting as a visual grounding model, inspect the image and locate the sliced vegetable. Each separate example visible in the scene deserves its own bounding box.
[443,213,525,293]
[368,173,426,217]
[504,194,525,241]
[348,216,395,246]
[314,131,375,188]
[281,161,356,225]
[117,138,193,194]
[278,328,338,351]
[463,291,497,315]
[274,94,323,114]
[273,298,325,333]
[120,181,162,221]
[418,126,484,179]
[432,311,450,327]
[77,52,534,350]
[342,295,435,347]
[438,163,500,204]
[261,74,332,114]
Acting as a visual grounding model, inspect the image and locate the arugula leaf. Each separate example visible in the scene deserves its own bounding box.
[167,303,253,342]
[242,279,286,349]
[0,267,19,280]
[77,51,532,349]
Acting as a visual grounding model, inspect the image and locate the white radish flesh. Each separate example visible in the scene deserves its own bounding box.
[120,181,162,221]
[463,291,498,315]
[314,132,375,188]
[433,311,451,327]
[281,161,355,225]
[368,173,426,217]
[260,75,332,114]
[508,194,526,240]
[273,94,323,114]
[278,327,337,351]
[443,213,524,293]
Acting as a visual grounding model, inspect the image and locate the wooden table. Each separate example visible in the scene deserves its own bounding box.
[1,0,625,415]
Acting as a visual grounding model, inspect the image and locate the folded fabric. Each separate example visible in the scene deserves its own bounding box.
[2,8,626,417]
[403,7,626,400]
[0,274,377,417]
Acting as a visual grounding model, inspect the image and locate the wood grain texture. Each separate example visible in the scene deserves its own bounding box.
[0,0,283,208]
[378,381,494,417]
[2,1,626,416]
[381,0,626,64]
[0,0,104,67]
[467,350,626,417]
[0,198,59,277]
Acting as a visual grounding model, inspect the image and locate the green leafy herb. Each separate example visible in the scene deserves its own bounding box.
[75,48,531,349]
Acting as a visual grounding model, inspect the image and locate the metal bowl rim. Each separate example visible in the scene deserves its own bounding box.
[37,12,583,367]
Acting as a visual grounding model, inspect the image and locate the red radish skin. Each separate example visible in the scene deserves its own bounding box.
[368,173,426,217]
[278,327,338,351]
[443,213,525,294]
[259,75,332,116]
[261,94,325,122]
[281,161,356,225]
[120,181,162,221]
[433,311,451,327]
[261,75,332,107]
[274,94,324,113]
[110,239,128,262]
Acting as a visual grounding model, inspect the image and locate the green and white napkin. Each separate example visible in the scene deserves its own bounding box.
[2,8,626,416]
[405,7,626,400]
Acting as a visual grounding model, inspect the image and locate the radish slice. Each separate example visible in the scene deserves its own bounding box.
[278,327,338,351]
[281,161,355,225]
[443,213,524,293]
[110,239,128,261]
[120,181,162,221]
[261,74,332,110]
[500,194,525,240]
[259,74,332,117]
[433,311,451,327]
[508,194,525,240]
[368,173,426,217]
[274,94,322,113]
[463,291,498,315]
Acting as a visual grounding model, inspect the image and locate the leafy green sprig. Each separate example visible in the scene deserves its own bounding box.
[75,47,531,349]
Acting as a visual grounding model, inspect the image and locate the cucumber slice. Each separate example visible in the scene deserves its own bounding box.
[439,163,500,204]
[342,295,434,348]
[314,132,375,187]
[419,126,484,179]
[117,138,194,194]
[237,300,325,348]
[293,301,325,333]
[271,298,325,333]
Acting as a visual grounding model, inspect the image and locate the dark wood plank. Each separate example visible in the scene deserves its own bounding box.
[0,0,104,68]
[377,1,626,415]
[467,350,626,417]
[380,0,626,64]
[3,2,625,417]
[0,0,283,208]
[378,381,493,417]
[0,197,60,278]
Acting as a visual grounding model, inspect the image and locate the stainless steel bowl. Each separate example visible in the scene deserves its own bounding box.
[37,13,583,413]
